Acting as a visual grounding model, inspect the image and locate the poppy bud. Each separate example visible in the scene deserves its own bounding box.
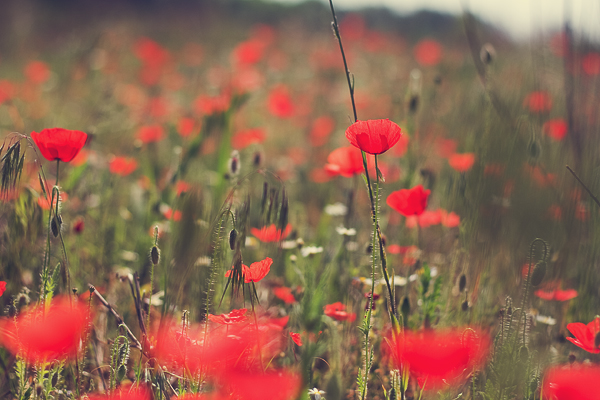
[408,95,419,114]
[253,151,262,167]
[228,150,240,176]
[528,138,541,161]
[458,274,467,292]
[401,296,410,319]
[480,43,496,65]
[461,299,469,311]
[530,262,546,287]
[151,246,160,265]
[51,215,60,237]
[568,353,576,363]
[229,229,237,250]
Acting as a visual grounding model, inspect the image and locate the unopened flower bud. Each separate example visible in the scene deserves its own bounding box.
[228,150,240,176]
[229,229,237,250]
[458,274,467,292]
[151,246,160,265]
[461,299,469,311]
[51,216,60,237]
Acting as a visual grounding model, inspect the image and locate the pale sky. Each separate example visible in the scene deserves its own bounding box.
[272,0,600,41]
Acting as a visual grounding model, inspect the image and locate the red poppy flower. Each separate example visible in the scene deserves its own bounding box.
[523,91,552,113]
[208,308,248,325]
[232,39,265,66]
[273,287,296,304]
[565,317,600,353]
[137,125,165,143]
[109,156,138,176]
[227,368,302,400]
[163,207,182,221]
[543,119,568,141]
[345,119,402,155]
[0,80,16,105]
[440,210,460,228]
[414,39,443,66]
[225,257,273,283]
[448,153,476,172]
[534,288,578,301]
[24,61,51,84]
[387,185,430,217]
[0,281,6,297]
[289,332,302,346]
[86,386,152,400]
[133,37,170,69]
[175,180,191,196]
[309,116,335,147]
[582,52,600,75]
[231,128,266,149]
[325,146,366,177]
[0,296,88,364]
[177,117,198,138]
[542,364,600,400]
[387,328,490,390]
[324,302,356,322]
[267,85,295,118]
[73,216,84,234]
[31,128,87,163]
[251,224,292,242]
[194,93,231,115]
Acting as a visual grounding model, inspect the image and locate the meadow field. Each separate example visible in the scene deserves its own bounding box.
[0,0,600,399]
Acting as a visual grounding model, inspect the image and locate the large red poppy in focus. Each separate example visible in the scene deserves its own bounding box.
[387,328,490,390]
[0,296,88,364]
[345,119,402,155]
[387,185,430,217]
[31,128,87,163]
[565,316,600,353]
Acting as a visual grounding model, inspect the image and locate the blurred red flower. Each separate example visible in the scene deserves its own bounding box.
[448,153,476,172]
[251,224,292,242]
[175,180,191,196]
[137,125,165,143]
[0,80,16,105]
[73,216,85,234]
[133,37,170,69]
[387,328,490,390]
[232,39,266,66]
[309,116,335,147]
[31,128,87,163]
[387,185,430,217]
[440,210,460,228]
[87,386,152,400]
[273,287,296,304]
[324,302,356,322]
[267,85,295,118]
[523,91,552,113]
[226,368,302,400]
[289,332,303,346]
[565,316,600,353]
[177,117,197,138]
[225,257,273,283]
[325,146,366,177]
[208,308,248,325]
[0,296,88,364]
[109,156,138,176]
[414,39,443,66]
[194,93,231,115]
[543,119,568,141]
[24,61,51,84]
[345,119,402,155]
[232,128,266,149]
[582,52,600,75]
[0,281,6,297]
[542,364,600,400]
[534,288,578,301]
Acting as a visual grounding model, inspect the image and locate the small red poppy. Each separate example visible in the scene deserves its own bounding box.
[267,85,295,118]
[31,128,87,163]
[534,287,578,301]
[0,281,6,297]
[543,119,568,141]
[273,286,296,304]
[448,153,476,172]
[0,296,88,364]
[387,185,430,217]
[324,302,356,322]
[523,91,552,113]
[24,61,51,84]
[387,328,490,390]
[109,156,138,176]
[414,39,443,66]
[566,317,600,353]
[225,257,273,283]
[289,332,303,346]
[543,364,600,400]
[232,39,265,66]
[231,128,266,149]
[325,146,366,177]
[250,224,292,242]
[345,119,402,155]
[0,80,16,105]
[309,116,335,147]
[137,125,165,143]
[582,52,600,75]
